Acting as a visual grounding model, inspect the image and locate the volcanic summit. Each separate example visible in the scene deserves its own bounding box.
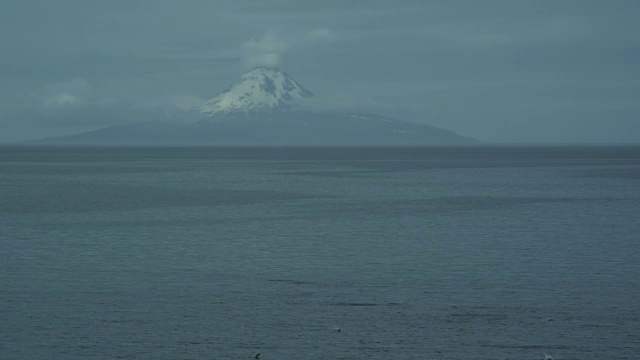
[198,67,313,117]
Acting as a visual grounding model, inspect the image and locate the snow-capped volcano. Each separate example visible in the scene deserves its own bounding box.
[198,67,313,117]
[34,67,478,145]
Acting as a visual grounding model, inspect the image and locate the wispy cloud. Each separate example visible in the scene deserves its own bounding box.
[295,95,408,114]
[303,28,335,43]
[41,78,93,108]
[169,94,205,111]
[322,15,591,49]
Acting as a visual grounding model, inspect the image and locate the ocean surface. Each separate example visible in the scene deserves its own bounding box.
[1,146,639,360]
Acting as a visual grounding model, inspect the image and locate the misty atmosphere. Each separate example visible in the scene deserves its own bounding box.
[1,0,639,144]
[1,1,640,360]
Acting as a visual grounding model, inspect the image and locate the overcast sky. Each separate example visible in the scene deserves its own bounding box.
[1,0,639,143]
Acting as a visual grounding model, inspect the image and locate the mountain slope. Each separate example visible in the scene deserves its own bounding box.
[192,111,477,145]
[35,112,476,145]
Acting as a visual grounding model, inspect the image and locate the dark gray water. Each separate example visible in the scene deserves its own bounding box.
[1,146,639,359]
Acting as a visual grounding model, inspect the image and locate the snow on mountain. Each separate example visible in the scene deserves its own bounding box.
[198,67,313,117]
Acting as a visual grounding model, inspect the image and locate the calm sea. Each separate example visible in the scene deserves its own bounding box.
[1,146,639,359]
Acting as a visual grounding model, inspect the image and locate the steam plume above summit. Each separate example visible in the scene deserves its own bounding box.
[239,29,335,69]
[241,33,287,69]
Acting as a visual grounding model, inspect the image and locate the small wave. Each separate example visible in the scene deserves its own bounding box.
[482,344,568,350]
[331,302,378,307]
[329,301,403,307]
[268,279,314,285]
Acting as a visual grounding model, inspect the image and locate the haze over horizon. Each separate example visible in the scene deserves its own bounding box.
[1,0,639,144]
